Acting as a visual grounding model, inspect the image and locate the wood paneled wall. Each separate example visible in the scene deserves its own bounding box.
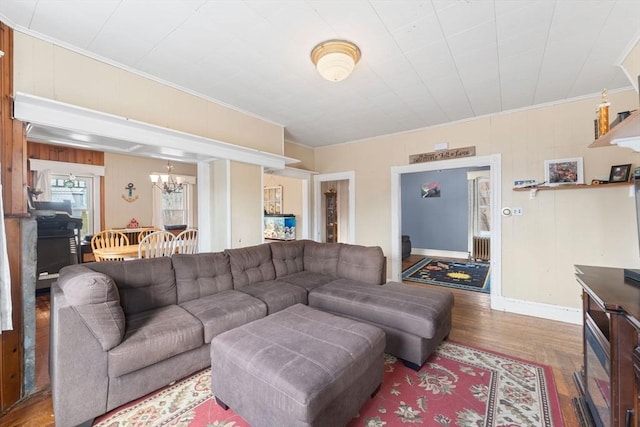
[0,22,27,413]
[27,142,104,166]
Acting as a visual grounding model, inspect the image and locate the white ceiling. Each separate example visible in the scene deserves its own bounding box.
[2,0,640,149]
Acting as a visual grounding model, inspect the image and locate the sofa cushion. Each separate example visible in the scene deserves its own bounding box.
[309,280,454,339]
[303,240,340,276]
[108,305,203,378]
[180,290,267,343]
[270,240,305,277]
[236,280,307,314]
[226,244,276,288]
[87,257,176,315]
[173,252,233,304]
[337,244,385,285]
[276,271,335,292]
[58,265,125,351]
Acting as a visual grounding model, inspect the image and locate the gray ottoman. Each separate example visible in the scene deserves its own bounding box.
[210,303,385,427]
[309,280,453,370]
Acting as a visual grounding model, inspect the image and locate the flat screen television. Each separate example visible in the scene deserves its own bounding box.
[624,167,640,282]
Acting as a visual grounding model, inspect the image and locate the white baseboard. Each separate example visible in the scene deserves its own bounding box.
[412,248,469,260]
[491,295,582,325]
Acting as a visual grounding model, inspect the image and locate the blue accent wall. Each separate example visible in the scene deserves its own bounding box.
[401,167,487,252]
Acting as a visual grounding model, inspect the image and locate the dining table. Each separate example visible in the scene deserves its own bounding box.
[92,244,140,261]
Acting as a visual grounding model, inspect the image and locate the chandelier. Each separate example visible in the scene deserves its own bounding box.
[149,161,183,194]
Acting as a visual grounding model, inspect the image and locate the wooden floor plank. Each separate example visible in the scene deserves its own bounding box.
[0,255,582,426]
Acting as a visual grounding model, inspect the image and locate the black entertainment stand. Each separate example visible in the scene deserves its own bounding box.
[574,265,640,427]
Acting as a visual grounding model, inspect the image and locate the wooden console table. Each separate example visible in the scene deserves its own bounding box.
[574,265,640,427]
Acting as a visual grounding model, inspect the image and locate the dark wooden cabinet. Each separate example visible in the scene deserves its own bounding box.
[325,190,337,243]
[574,265,639,427]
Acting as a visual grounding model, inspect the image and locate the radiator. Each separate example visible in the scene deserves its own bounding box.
[472,236,490,261]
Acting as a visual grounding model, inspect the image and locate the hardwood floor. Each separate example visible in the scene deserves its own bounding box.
[0,255,582,426]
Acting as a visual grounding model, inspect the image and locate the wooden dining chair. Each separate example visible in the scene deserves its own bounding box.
[91,230,130,261]
[136,227,160,244]
[138,230,176,259]
[174,228,198,254]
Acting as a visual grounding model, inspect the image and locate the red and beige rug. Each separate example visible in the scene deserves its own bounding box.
[94,341,564,426]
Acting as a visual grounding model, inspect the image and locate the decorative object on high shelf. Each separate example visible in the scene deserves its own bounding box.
[544,157,584,186]
[310,39,361,82]
[608,164,632,183]
[149,161,183,194]
[597,88,610,137]
[121,182,139,203]
[127,218,140,229]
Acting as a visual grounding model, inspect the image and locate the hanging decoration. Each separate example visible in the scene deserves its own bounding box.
[121,182,139,203]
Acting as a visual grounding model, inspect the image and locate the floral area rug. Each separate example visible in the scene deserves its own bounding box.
[94,341,563,427]
[402,258,491,293]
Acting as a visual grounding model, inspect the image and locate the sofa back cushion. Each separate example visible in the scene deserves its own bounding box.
[57,265,125,351]
[173,252,233,303]
[225,244,276,288]
[87,257,176,315]
[303,240,341,276]
[270,240,305,278]
[337,244,385,285]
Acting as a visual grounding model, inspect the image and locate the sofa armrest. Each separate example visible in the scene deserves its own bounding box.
[50,282,109,427]
[58,265,125,351]
[337,244,386,285]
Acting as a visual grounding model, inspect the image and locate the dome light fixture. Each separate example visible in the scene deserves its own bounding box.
[310,39,361,82]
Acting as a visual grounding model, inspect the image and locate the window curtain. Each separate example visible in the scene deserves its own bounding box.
[0,177,13,333]
[151,186,165,229]
[38,168,51,201]
[184,183,195,227]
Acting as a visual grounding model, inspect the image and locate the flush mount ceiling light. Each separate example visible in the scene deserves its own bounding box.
[310,39,361,82]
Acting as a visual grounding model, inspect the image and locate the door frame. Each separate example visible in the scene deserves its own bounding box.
[390,154,502,304]
[313,171,356,243]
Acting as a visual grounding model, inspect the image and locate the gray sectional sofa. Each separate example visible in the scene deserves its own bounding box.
[50,239,453,427]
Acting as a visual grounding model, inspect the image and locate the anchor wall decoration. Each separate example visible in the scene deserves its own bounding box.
[122,182,139,203]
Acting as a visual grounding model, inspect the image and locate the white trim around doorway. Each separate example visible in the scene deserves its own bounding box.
[390,154,503,308]
[313,171,356,244]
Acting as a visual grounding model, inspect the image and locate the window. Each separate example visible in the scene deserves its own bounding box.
[29,159,104,236]
[50,174,94,237]
[151,175,196,229]
[162,191,186,225]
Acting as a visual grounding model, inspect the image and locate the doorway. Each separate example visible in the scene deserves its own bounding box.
[390,155,502,304]
[314,172,355,243]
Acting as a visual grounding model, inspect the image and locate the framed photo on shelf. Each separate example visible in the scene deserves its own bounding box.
[544,157,584,186]
[608,164,632,183]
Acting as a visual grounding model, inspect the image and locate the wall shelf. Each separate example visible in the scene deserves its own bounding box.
[589,108,640,148]
[513,182,632,191]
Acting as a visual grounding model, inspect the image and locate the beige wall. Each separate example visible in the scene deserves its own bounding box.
[284,140,315,171]
[104,153,196,229]
[13,32,284,155]
[315,89,640,310]
[622,40,640,91]
[230,162,263,248]
[264,174,304,240]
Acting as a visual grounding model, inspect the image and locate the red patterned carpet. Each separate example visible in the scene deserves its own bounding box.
[94,341,563,426]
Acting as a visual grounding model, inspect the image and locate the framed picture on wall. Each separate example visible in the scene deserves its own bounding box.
[608,164,632,183]
[264,186,283,214]
[544,157,584,186]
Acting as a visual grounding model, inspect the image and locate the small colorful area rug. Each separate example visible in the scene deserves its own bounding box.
[94,341,563,427]
[403,258,491,293]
